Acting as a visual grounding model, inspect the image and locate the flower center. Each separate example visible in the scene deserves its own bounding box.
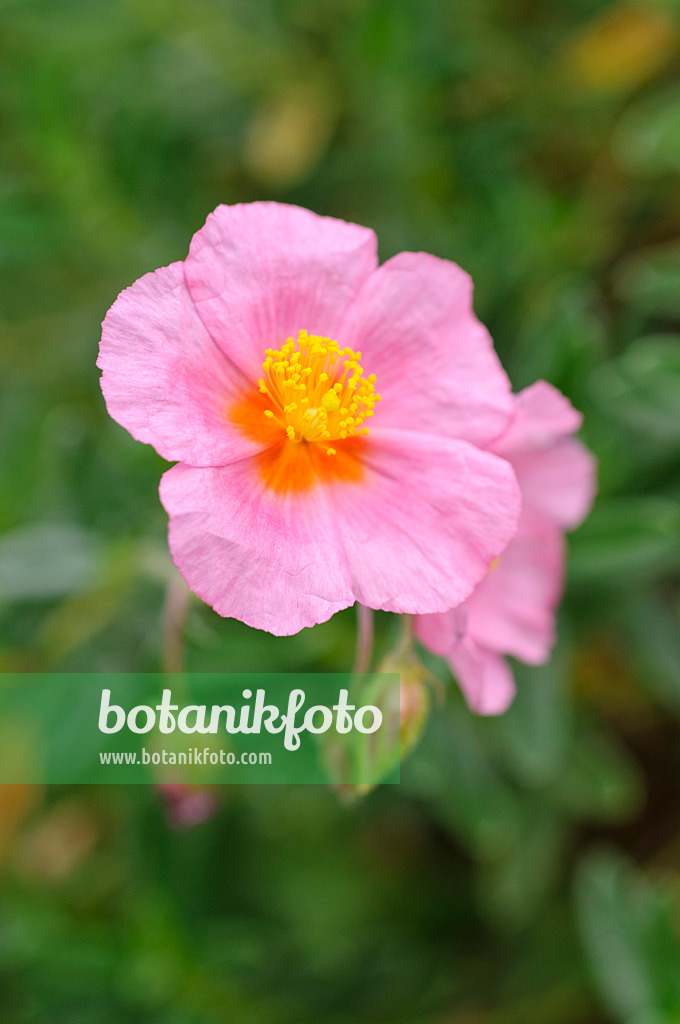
[257,329,380,455]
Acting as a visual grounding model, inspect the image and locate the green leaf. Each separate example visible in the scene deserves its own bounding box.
[477,807,567,928]
[615,84,680,177]
[590,336,680,447]
[552,724,643,823]
[614,243,680,320]
[402,704,523,861]
[487,653,571,789]
[0,523,101,602]
[575,849,680,1024]
[617,594,680,715]
[568,498,680,586]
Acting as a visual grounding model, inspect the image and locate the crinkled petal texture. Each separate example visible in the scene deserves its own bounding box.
[99,262,262,466]
[99,201,525,636]
[418,379,597,716]
[339,252,513,446]
[160,430,520,635]
[185,202,378,380]
[99,204,377,466]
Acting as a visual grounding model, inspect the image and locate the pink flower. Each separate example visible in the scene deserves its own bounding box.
[157,784,219,829]
[416,381,596,714]
[98,202,521,635]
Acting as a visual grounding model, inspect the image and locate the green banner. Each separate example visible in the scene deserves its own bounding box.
[0,673,401,786]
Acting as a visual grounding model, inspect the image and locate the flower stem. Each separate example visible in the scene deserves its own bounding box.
[352,603,375,675]
[396,613,414,657]
[161,573,190,676]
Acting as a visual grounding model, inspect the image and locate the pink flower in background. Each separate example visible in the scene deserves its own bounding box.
[416,381,596,715]
[98,202,521,635]
[157,784,219,829]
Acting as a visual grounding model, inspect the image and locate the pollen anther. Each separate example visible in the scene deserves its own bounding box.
[258,329,378,446]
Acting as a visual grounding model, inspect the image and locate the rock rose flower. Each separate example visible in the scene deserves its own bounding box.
[98,202,521,635]
[416,381,596,714]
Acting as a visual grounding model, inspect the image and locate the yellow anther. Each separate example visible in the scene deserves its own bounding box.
[258,329,378,446]
[326,448,337,456]
[321,390,341,412]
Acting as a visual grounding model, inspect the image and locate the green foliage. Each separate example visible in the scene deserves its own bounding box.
[2,0,680,1022]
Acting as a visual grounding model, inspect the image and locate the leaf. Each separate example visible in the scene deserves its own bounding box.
[552,724,643,823]
[402,704,523,861]
[615,84,680,176]
[0,523,101,602]
[477,807,567,929]
[590,336,680,447]
[575,849,680,1024]
[561,5,679,95]
[568,498,680,587]
[487,653,571,790]
[614,243,680,320]
[618,593,680,715]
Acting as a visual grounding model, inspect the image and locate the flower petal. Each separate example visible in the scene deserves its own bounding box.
[337,252,514,446]
[465,511,564,664]
[493,380,584,453]
[448,637,517,716]
[492,380,597,529]
[159,460,355,636]
[184,202,378,380]
[332,428,521,614]
[510,440,597,530]
[415,606,468,658]
[99,262,263,466]
[160,426,520,635]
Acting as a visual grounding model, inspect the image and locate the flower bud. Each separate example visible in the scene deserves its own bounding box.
[380,650,432,761]
[327,630,436,801]
[156,784,219,829]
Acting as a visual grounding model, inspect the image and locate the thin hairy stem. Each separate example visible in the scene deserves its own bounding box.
[161,573,191,676]
[352,603,375,675]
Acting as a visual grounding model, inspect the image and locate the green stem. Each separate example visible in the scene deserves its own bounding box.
[352,603,375,675]
[161,573,190,676]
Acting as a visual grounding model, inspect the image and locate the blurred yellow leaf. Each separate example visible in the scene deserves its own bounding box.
[562,3,679,93]
[39,585,130,663]
[243,80,338,188]
[0,785,42,865]
[15,798,99,882]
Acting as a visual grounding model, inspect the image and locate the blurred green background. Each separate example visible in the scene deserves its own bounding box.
[2,0,680,1021]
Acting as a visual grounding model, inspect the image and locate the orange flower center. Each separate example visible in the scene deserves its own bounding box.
[257,329,380,456]
[229,330,379,495]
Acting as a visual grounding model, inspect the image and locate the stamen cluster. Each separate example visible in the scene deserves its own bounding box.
[258,329,380,455]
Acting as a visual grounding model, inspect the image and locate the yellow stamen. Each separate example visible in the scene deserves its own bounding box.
[258,329,378,445]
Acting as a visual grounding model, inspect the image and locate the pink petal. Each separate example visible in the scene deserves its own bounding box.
[160,427,520,635]
[493,380,583,455]
[415,606,468,658]
[510,439,597,530]
[491,380,597,530]
[337,252,514,447]
[98,262,263,466]
[465,512,564,664]
[448,637,517,716]
[184,202,378,380]
[332,428,521,615]
[159,461,355,636]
